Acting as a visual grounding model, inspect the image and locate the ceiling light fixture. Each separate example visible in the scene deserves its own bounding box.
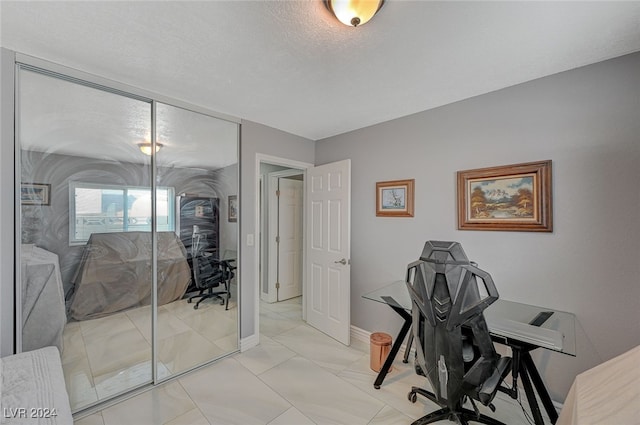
[324,0,385,27]
[138,142,163,156]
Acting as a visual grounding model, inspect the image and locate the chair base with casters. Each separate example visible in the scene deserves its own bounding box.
[407,388,507,425]
[187,256,233,310]
[187,282,228,310]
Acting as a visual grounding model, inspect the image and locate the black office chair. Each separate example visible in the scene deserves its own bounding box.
[406,241,511,425]
[187,251,234,310]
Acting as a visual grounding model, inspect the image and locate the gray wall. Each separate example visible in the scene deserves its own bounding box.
[239,120,315,339]
[315,52,640,402]
[213,163,239,257]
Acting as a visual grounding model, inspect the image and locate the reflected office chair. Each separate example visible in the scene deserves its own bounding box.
[187,251,234,310]
[406,241,511,425]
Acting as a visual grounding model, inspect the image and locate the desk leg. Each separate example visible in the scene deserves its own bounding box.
[508,344,558,425]
[373,305,412,389]
[523,352,559,424]
[520,361,545,425]
[403,330,413,363]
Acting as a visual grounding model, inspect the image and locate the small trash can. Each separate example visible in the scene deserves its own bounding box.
[370,332,393,372]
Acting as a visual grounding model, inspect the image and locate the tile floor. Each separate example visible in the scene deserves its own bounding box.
[62,288,238,411]
[74,297,543,425]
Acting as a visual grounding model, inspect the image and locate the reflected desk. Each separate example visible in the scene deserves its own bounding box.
[363,280,576,425]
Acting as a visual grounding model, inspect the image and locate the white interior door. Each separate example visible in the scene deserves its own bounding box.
[277,178,303,301]
[306,159,351,345]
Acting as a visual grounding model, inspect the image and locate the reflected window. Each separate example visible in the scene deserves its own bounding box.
[69,181,175,244]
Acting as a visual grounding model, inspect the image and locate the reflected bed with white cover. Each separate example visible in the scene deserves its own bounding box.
[20,245,66,353]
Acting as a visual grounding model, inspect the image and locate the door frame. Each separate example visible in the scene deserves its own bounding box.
[266,169,304,303]
[254,154,312,344]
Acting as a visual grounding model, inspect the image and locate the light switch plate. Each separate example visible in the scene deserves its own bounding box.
[247,234,255,246]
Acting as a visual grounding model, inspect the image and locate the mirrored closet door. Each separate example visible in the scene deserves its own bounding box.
[154,103,239,377]
[16,64,239,413]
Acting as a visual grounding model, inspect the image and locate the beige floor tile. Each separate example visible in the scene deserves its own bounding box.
[64,296,535,425]
[85,327,151,378]
[259,356,384,425]
[212,332,240,352]
[73,412,104,425]
[126,305,191,343]
[179,308,236,343]
[367,405,413,425]
[158,329,226,374]
[180,357,290,425]
[259,310,304,338]
[267,407,315,425]
[93,360,155,400]
[234,335,296,375]
[79,312,137,344]
[101,381,195,425]
[62,324,89,365]
[272,324,365,374]
[338,354,430,420]
[63,354,98,411]
[163,408,211,425]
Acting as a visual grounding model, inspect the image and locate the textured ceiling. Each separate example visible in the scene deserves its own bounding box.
[2,1,640,141]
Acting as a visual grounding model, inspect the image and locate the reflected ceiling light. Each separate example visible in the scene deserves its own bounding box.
[324,0,385,27]
[138,142,163,155]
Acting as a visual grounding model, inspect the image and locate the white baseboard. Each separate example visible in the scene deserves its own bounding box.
[350,325,370,345]
[240,333,259,352]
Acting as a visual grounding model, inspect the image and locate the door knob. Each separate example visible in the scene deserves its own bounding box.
[334,258,348,265]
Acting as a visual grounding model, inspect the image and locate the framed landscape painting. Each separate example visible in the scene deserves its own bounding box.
[376,179,414,217]
[457,160,552,232]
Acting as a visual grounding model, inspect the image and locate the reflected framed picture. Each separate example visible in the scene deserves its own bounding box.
[228,195,238,222]
[376,179,414,217]
[457,160,552,232]
[21,183,51,206]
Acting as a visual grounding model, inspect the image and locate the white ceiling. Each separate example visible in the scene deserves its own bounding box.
[2,1,640,141]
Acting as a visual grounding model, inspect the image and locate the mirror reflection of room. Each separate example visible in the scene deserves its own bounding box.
[18,68,238,412]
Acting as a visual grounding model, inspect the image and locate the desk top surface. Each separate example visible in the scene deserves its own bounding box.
[363,280,576,356]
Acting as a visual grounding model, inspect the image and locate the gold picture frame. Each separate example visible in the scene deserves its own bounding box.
[376,179,414,217]
[457,160,552,232]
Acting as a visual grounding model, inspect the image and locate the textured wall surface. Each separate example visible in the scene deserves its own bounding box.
[315,52,640,402]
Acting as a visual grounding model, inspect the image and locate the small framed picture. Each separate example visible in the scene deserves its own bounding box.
[376,179,414,217]
[457,160,552,232]
[21,183,51,206]
[228,195,238,222]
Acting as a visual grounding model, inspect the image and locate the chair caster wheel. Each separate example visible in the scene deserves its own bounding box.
[220,300,225,305]
[194,305,199,310]
[408,392,417,403]
[374,385,380,390]
[187,299,192,303]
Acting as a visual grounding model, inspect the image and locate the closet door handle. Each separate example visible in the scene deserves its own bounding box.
[334,258,348,265]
